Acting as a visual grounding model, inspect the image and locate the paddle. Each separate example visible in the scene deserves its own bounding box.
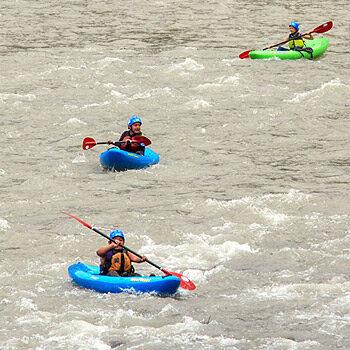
[82,136,151,150]
[62,212,196,290]
[239,21,333,59]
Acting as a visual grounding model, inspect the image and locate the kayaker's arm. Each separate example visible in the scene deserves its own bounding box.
[96,242,119,257]
[266,37,289,49]
[303,31,314,40]
[127,251,147,263]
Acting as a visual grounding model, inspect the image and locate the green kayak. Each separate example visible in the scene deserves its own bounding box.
[249,38,329,60]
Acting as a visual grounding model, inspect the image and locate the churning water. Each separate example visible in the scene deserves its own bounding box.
[1,0,349,349]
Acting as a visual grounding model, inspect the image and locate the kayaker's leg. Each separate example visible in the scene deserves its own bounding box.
[294,46,314,58]
[99,257,109,275]
[136,147,145,155]
[106,270,122,277]
[126,271,142,277]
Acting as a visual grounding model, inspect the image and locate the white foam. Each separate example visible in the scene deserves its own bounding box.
[111,90,125,97]
[102,83,116,88]
[249,284,297,301]
[193,82,221,90]
[186,99,212,109]
[59,162,67,170]
[192,75,239,91]
[98,57,126,63]
[184,265,226,284]
[130,91,152,99]
[260,337,320,349]
[329,294,350,313]
[252,206,289,225]
[43,320,110,349]
[64,103,79,110]
[81,101,110,109]
[222,58,236,65]
[0,217,9,230]
[285,78,349,103]
[110,308,150,327]
[159,304,179,316]
[128,315,203,336]
[56,65,87,71]
[212,221,234,232]
[276,269,295,279]
[250,281,350,301]
[219,337,241,347]
[0,93,36,103]
[41,65,87,75]
[16,311,53,325]
[205,196,252,209]
[215,240,256,257]
[64,118,87,125]
[72,152,86,163]
[217,75,240,84]
[17,297,37,311]
[1,298,11,304]
[205,190,310,225]
[142,231,255,285]
[80,46,99,52]
[123,316,242,348]
[171,58,204,72]
[128,87,173,101]
[49,319,106,336]
[48,263,68,271]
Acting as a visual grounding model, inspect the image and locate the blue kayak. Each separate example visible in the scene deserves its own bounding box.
[68,263,181,295]
[99,147,159,171]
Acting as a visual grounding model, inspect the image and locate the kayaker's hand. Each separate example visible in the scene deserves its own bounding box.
[110,241,120,249]
[140,255,147,262]
[106,140,112,144]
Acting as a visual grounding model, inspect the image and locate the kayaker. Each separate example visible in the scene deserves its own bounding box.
[107,116,147,155]
[277,21,314,51]
[97,230,147,277]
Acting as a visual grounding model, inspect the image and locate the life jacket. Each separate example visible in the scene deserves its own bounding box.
[119,131,145,153]
[100,249,134,275]
[109,249,133,274]
[289,32,304,49]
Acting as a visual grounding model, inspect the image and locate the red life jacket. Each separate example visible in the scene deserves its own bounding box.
[119,135,140,153]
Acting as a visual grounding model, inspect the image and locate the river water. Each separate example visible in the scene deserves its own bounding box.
[1,0,349,349]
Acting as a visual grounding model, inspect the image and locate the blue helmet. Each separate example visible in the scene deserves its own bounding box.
[289,21,300,31]
[110,229,125,240]
[128,116,142,128]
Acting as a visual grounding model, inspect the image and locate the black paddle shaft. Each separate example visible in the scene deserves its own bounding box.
[96,141,126,146]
